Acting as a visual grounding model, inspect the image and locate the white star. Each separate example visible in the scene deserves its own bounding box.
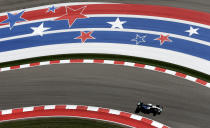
[185,26,199,36]
[107,18,127,29]
[131,34,146,45]
[31,23,50,36]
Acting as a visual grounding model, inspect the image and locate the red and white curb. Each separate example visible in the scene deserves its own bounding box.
[0,59,209,88]
[0,105,169,128]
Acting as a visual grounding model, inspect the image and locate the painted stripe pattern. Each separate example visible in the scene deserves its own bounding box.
[0,3,209,62]
[0,104,169,128]
[0,59,209,88]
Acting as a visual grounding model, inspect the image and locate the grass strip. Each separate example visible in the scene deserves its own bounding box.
[0,117,127,128]
[0,53,209,82]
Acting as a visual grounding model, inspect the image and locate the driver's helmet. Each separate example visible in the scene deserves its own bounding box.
[147,103,152,107]
[137,101,141,105]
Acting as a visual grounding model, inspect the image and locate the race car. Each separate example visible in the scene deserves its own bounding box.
[135,101,163,116]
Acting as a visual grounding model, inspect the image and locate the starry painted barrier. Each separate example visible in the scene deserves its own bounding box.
[0,2,209,74]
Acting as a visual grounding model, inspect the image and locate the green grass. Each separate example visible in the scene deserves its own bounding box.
[0,53,209,82]
[0,117,127,128]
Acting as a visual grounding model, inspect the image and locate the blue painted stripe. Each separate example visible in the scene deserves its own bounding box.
[0,17,209,43]
[0,31,209,60]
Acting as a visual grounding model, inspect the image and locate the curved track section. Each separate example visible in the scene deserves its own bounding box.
[0,63,210,128]
[0,1,209,128]
[0,104,169,128]
[0,59,209,87]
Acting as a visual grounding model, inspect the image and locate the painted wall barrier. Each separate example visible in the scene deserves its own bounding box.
[0,2,209,74]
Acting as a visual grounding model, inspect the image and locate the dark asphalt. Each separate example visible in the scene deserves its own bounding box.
[0,0,209,128]
[0,64,209,128]
[0,0,209,13]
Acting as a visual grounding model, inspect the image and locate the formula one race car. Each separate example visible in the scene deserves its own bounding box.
[135,101,163,116]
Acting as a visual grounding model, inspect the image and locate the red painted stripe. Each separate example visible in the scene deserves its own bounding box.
[34,106,44,111]
[155,67,166,72]
[10,65,20,70]
[12,108,23,114]
[134,63,145,68]
[98,108,109,113]
[30,62,40,67]
[70,59,84,63]
[55,105,66,110]
[50,60,60,64]
[114,61,124,65]
[77,106,88,110]
[175,72,187,78]
[141,117,153,124]
[120,112,131,118]
[1,4,210,26]
[93,59,104,63]
[196,79,207,85]
[162,126,169,128]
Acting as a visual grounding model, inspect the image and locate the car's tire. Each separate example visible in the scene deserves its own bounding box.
[135,107,140,113]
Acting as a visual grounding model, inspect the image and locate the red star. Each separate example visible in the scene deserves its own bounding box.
[155,34,172,45]
[55,6,87,27]
[75,31,95,43]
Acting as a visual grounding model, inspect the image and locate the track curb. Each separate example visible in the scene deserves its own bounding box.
[0,59,209,88]
[0,104,169,128]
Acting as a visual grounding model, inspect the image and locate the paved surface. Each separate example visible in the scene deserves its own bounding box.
[0,0,209,128]
[0,64,210,128]
[0,0,209,13]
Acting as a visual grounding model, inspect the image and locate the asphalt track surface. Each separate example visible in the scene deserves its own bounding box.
[0,0,209,128]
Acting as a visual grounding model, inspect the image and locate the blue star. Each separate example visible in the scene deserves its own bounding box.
[47,5,56,13]
[131,34,146,45]
[1,11,26,29]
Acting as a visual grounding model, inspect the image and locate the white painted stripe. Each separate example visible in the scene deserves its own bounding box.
[0,43,209,75]
[130,114,143,120]
[60,60,70,64]
[1,109,12,115]
[66,105,77,109]
[87,106,99,111]
[103,60,114,64]
[165,70,176,75]
[0,28,209,47]
[84,59,94,63]
[185,75,197,82]
[151,121,164,128]
[20,64,30,69]
[144,65,155,70]
[1,67,11,72]
[0,2,117,16]
[206,83,210,88]
[44,105,55,110]
[109,109,121,115]
[23,107,34,112]
[40,61,50,65]
[124,62,135,67]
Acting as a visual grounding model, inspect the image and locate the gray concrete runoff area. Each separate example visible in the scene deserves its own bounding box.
[0,64,210,128]
[0,0,210,128]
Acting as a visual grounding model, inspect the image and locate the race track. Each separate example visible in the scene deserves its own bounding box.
[0,64,210,128]
[0,0,209,128]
